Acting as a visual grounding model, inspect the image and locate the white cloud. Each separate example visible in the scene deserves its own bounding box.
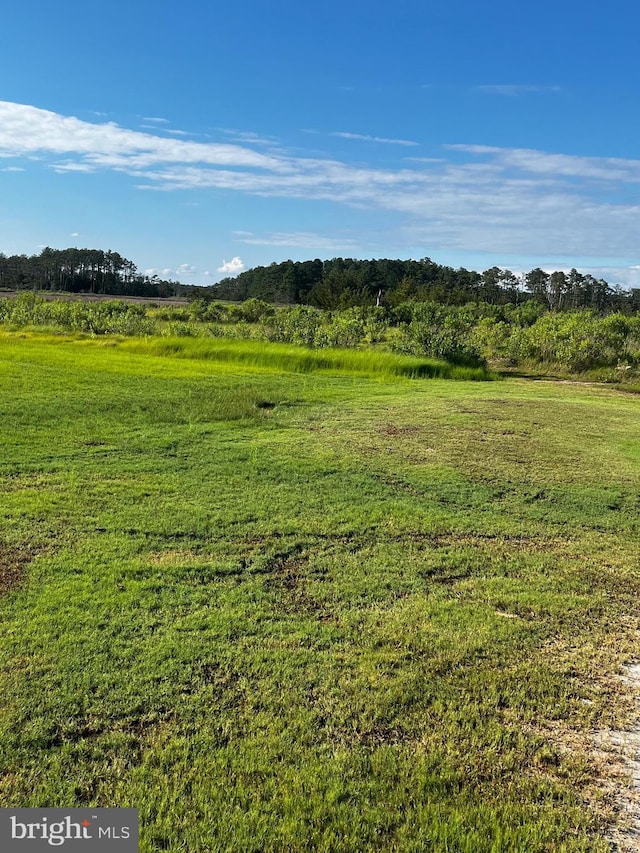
[474,84,563,96]
[140,125,190,137]
[144,264,198,279]
[217,257,245,275]
[1,165,25,171]
[446,144,640,183]
[234,230,359,251]
[331,131,419,147]
[0,101,284,172]
[145,267,177,278]
[572,265,640,290]
[3,100,640,265]
[51,161,96,173]
[404,157,447,164]
[220,128,279,147]
[142,116,169,124]
[70,232,79,237]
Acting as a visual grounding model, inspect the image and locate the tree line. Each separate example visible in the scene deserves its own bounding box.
[212,257,640,314]
[4,248,640,316]
[0,247,198,298]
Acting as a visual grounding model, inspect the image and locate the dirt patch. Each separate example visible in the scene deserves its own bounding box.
[260,548,334,621]
[0,543,33,595]
[146,549,200,566]
[380,423,423,436]
[266,555,317,613]
[594,663,640,851]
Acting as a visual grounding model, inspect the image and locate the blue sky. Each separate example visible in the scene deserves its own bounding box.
[2,0,640,287]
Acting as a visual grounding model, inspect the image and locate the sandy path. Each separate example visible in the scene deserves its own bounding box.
[596,664,640,851]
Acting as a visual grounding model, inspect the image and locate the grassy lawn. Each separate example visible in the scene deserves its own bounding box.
[1,331,639,851]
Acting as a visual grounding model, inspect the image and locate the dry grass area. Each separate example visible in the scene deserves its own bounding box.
[592,662,640,852]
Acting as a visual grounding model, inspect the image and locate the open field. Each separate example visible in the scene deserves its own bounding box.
[1,331,640,851]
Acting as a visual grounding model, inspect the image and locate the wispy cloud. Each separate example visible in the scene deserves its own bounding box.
[474,84,563,96]
[331,131,419,147]
[51,161,97,173]
[0,102,281,171]
[142,116,170,124]
[145,268,174,278]
[144,264,198,279]
[3,101,640,262]
[217,257,245,275]
[233,230,359,251]
[446,144,640,183]
[570,265,640,290]
[404,157,447,164]
[140,124,191,137]
[220,128,280,147]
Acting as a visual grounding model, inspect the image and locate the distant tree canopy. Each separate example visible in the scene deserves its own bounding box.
[4,249,640,315]
[211,257,640,314]
[0,247,199,298]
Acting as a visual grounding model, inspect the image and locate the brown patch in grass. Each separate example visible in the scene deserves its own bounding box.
[0,543,33,595]
[263,551,334,622]
[523,716,622,842]
[146,549,199,566]
[381,423,423,436]
[429,532,573,551]
[526,630,640,850]
[592,662,640,851]
[267,555,315,611]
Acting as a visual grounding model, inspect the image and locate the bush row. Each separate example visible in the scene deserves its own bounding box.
[3,294,640,373]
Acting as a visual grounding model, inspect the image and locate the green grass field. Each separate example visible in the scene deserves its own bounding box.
[1,331,640,851]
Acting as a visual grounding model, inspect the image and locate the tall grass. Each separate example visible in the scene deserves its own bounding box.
[119,336,495,380]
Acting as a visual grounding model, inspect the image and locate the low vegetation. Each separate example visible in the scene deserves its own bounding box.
[3,292,640,379]
[1,329,640,850]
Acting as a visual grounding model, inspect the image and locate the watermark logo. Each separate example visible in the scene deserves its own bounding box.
[0,809,138,850]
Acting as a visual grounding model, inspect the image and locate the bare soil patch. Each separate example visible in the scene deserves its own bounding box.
[0,543,32,594]
[594,663,640,851]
